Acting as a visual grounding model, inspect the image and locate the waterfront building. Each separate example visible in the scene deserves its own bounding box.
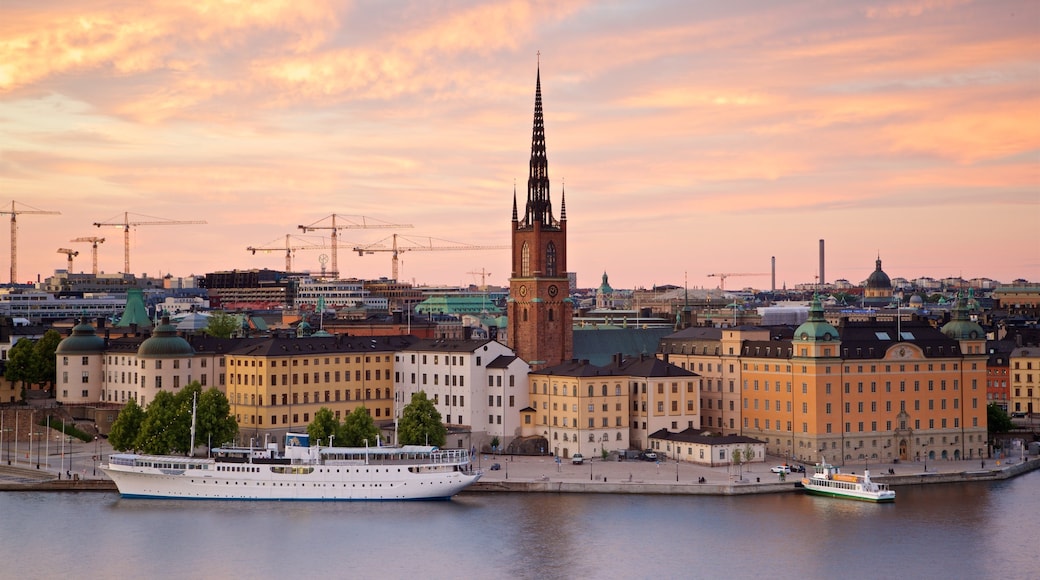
[1009,346,1040,416]
[393,339,529,451]
[659,294,989,465]
[507,64,573,369]
[647,428,765,467]
[657,326,767,435]
[224,334,417,445]
[526,355,695,459]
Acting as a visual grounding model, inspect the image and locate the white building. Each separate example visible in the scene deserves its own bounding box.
[394,339,529,451]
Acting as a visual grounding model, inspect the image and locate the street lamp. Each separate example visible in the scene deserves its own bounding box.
[33,430,42,469]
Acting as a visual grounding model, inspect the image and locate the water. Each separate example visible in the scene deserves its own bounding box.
[1,471,1037,580]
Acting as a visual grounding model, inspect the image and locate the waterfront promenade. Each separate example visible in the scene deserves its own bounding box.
[2,440,1036,495]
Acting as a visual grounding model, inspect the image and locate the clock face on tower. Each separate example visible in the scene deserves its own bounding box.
[548,284,559,298]
[518,285,527,297]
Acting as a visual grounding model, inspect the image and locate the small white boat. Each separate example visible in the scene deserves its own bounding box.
[102,433,481,501]
[801,462,895,502]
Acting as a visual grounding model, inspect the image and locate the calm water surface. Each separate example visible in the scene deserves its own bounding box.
[1,471,1036,580]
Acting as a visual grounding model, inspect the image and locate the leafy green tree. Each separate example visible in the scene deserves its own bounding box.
[4,339,37,396]
[308,407,340,446]
[398,391,446,447]
[988,403,1014,435]
[339,406,379,447]
[33,330,62,392]
[197,385,238,451]
[108,398,145,451]
[203,312,240,338]
[135,390,193,454]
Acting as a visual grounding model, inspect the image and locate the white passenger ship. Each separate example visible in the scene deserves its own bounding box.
[801,462,895,503]
[102,434,481,501]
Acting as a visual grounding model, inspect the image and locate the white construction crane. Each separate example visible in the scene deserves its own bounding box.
[0,201,61,283]
[93,212,207,274]
[354,234,509,281]
[298,214,412,279]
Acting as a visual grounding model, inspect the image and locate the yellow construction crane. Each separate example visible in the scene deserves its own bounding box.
[354,233,509,281]
[70,237,106,276]
[93,212,207,274]
[0,201,61,283]
[707,272,769,291]
[56,248,79,272]
[298,214,412,279]
[247,234,331,272]
[467,267,493,290]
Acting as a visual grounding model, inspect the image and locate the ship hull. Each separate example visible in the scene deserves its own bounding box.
[102,460,480,501]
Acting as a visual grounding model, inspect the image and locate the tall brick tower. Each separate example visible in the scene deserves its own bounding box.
[508,63,573,369]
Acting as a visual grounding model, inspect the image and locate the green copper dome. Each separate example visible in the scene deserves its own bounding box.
[794,294,839,342]
[56,320,105,354]
[138,318,193,357]
[941,293,985,341]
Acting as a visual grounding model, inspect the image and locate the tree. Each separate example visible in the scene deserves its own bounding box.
[108,398,145,451]
[33,330,62,393]
[988,403,1014,435]
[4,339,37,397]
[398,391,446,446]
[135,390,194,454]
[732,448,744,480]
[308,407,340,446]
[743,445,756,469]
[197,385,238,452]
[203,312,240,339]
[340,406,379,447]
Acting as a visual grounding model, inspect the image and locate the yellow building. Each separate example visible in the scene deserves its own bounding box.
[659,295,988,466]
[1009,346,1040,416]
[224,335,416,445]
[526,355,697,459]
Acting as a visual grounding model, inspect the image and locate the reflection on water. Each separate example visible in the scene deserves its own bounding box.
[1,471,1036,580]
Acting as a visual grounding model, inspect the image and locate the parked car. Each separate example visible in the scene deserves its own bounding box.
[770,465,792,474]
[489,463,501,471]
[641,450,658,461]
[572,454,584,465]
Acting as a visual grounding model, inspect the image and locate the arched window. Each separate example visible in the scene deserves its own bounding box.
[523,308,528,322]
[521,242,531,277]
[545,242,557,276]
[588,385,594,397]
[548,308,554,321]
[602,384,608,396]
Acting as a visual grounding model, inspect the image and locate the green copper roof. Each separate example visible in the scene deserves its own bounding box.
[138,319,193,357]
[117,288,152,328]
[56,320,106,354]
[794,294,840,342]
[941,292,985,341]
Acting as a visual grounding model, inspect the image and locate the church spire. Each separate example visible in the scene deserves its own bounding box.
[511,180,518,222]
[521,58,557,229]
[560,181,567,221]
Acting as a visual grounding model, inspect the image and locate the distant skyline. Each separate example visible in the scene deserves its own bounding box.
[2,0,1037,290]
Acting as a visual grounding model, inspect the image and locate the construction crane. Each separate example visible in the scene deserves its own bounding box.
[70,237,105,276]
[467,267,493,290]
[247,234,331,272]
[57,248,79,272]
[0,201,61,283]
[354,233,509,281]
[707,272,769,291]
[93,212,207,274]
[298,214,412,279]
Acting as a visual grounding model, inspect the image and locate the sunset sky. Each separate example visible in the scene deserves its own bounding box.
[2,0,1037,291]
